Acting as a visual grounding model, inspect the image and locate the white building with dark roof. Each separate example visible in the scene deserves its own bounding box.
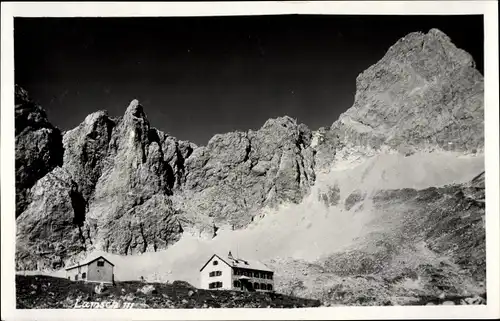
[65,255,115,284]
[199,251,274,292]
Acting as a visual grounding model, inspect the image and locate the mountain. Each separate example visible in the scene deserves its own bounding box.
[14,29,485,305]
[15,99,316,269]
[15,85,64,217]
[314,29,483,168]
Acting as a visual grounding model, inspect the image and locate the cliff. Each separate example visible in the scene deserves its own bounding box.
[15,28,484,283]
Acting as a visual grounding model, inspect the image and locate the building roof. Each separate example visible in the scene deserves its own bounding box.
[226,255,274,272]
[65,255,114,270]
[199,253,273,273]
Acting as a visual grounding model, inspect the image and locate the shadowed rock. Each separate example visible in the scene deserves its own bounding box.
[15,85,64,216]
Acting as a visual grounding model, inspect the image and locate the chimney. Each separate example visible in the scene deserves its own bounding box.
[228,251,233,259]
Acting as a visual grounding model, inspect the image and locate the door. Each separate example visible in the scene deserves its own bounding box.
[240,279,255,292]
[94,260,108,282]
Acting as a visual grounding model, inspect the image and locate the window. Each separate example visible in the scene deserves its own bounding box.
[209,271,222,277]
[253,272,259,278]
[234,269,240,276]
[267,284,273,291]
[209,282,223,289]
[260,283,266,290]
[213,260,218,266]
[267,273,273,280]
[97,260,104,267]
[254,282,259,290]
[233,280,240,288]
[82,272,86,279]
[75,275,79,281]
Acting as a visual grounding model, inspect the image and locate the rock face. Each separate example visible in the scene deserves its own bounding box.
[16,99,185,268]
[15,85,64,216]
[15,28,484,270]
[16,167,85,270]
[315,29,484,166]
[83,100,182,255]
[177,116,315,230]
[156,130,197,189]
[62,110,115,202]
[15,97,315,267]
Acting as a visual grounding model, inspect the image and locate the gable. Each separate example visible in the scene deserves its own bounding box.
[65,255,114,270]
[199,254,231,272]
[88,255,114,267]
[88,257,113,268]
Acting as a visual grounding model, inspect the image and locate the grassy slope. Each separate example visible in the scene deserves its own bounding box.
[16,275,320,309]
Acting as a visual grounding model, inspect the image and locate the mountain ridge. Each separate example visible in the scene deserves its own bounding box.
[15,27,484,289]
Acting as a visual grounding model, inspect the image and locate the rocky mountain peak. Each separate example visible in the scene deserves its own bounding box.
[261,115,297,129]
[322,28,484,163]
[124,99,146,119]
[15,29,484,270]
[82,110,109,126]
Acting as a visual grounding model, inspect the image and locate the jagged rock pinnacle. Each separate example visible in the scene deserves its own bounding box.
[125,99,145,119]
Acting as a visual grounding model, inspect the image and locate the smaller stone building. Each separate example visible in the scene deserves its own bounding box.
[65,255,114,284]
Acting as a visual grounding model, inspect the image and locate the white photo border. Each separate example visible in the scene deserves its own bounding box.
[1,1,498,320]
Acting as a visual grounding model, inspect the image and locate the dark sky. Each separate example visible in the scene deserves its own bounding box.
[14,15,483,146]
